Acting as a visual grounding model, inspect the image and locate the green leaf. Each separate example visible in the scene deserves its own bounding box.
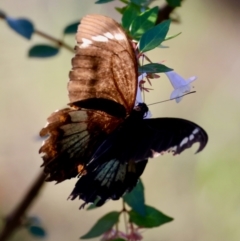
[28,226,47,238]
[166,0,181,7]
[112,239,126,241]
[130,0,148,6]
[139,63,173,73]
[131,6,158,40]
[121,3,140,31]
[164,32,181,41]
[138,20,171,53]
[123,179,146,216]
[28,45,59,58]
[6,17,34,39]
[80,212,120,239]
[129,205,173,228]
[120,0,129,3]
[86,197,102,210]
[63,21,79,34]
[95,0,115,3]
[87,203,97,210]
[115,6,128,15]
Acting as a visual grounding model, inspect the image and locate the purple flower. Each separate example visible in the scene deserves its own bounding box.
[165,71,196,103]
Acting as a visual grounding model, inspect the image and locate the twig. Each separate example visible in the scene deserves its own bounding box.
[0,171,46,241]
[122,199,128,235]
[0,14,74,53]
[34,30,74,53]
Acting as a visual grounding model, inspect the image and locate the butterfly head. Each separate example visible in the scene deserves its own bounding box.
[133,102,149,119]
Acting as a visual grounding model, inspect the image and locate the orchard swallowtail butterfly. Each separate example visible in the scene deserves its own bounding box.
[39,14,208,207]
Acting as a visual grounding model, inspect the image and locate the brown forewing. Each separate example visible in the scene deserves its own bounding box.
[68,14,137,114]
[39,107,123,182]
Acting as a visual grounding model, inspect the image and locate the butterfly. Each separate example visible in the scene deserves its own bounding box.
[39,14,208,208]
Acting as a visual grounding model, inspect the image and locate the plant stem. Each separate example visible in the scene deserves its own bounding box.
[0,14,74,53]
[0,171,46,241]
[122,199,128,235]
[34,30,74,53]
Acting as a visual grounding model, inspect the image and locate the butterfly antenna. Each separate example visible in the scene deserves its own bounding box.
[141,56,145,102]
[143,84,145,102]
[148,91,196,106]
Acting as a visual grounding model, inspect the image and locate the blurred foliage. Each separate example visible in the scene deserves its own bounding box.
[63,21,79,34]
[139,63,173,73]
[6,17,34,39]
[123,179,146,216]
[80,212,120,239]
[28,45,59,58]
[129,205,173,227]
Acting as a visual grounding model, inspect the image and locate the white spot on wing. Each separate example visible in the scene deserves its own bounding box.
[114,33,124,40]
[171,146,177,152]
[41,140,46,147]
[104,32,114,39]
[193,128,199,135]
[189,134,194,141]
[180,137,188,147]
[80,38,92,48]
[92,35,108,42]
[151,149,161,158]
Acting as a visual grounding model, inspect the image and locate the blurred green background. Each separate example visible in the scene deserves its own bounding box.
[1,0,240,240]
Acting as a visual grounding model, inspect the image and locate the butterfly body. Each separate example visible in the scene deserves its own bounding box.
[39,14,208,207]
